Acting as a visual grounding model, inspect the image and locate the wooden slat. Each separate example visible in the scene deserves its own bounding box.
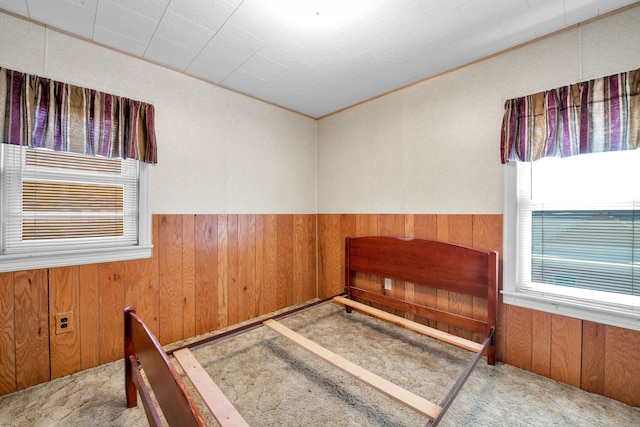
[14,270,50,390]
[333,296,483,353]
[159,215,184,345]
[604,325,640,407]
[264,318,442,420]
[183,214,196,338]
[173,349,250,427]
[79,264,100,369]
[581,321,605,395]
[124,215,160,338]
[348,288,487,334]
[217,215,229,329]
[531,311,551,377]
[277,215,293,308]
[550,315,582,388]
[98,262,125,364]
[261,214,278,314]
[293,215,316,304]
[504,304,532,371]
[195,214,218,335]
[0,272,16,395]
[227,215,239,325]
[49,266,81,379]
[238,214,257,322]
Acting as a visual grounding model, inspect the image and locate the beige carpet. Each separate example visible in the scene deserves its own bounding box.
[1,302,639,426]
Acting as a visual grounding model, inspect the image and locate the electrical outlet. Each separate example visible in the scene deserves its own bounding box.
[384,278,392,290]
[55,311,74,335]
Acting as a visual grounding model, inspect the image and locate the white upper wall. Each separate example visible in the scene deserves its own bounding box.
[3,6,640,216]
[0,12,318,214]
[317,5,640,214]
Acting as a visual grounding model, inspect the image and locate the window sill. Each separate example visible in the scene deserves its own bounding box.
[0,245,153,273]
[502,289,640,332]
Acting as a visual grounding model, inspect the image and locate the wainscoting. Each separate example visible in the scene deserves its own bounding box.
[0,213,638,408]
[0,214,316,394]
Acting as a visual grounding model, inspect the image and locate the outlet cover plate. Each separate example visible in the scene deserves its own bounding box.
[55,311,74,335]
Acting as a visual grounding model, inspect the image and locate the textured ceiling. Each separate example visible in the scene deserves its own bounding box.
[1,0,637,118]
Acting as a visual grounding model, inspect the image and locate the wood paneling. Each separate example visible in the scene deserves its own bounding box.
[195,214,218,335]
[0,273,16,394]
[217,214,229,329]
[238,214,257,322]
[14,270,49,390]
[604,325,640,407]
[49,267,81,379]
[227,215,239,326]
[98,262,124,364]
[182,215,196,338]
[261,214,278,314]
[79,264,100,369]
[550,315,582,387]
[531,311,551,377]
[277,215,293,308]
[2,212,640,412]
[581,321,605,395]
[124,216,160,338]
[158,215,184,345]
[504,304,532,371]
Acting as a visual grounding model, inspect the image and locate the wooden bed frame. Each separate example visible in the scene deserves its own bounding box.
[125,236,499,427]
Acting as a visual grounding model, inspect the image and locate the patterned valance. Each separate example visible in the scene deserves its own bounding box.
[0,67,157,164]
[500,68,640,164]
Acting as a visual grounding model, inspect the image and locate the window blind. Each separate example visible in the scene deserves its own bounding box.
[517,151,640,299]
[1,145,138,254]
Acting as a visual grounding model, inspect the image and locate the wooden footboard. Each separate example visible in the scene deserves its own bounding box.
[125,307,206,427]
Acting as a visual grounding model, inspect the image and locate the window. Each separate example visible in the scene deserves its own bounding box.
[0,144,152,272]
[503,149,640,331]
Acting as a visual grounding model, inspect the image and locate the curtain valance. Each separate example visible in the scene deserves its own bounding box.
[0,67,157,164]
[500,68,640,164]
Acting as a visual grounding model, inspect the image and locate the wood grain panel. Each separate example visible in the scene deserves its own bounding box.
[217,215,229,329]
[277,215,294,308]
[531,311,551,377]
[49,267,81,379]
[238,214,257,322]
[435,215,451,332]
[412,215,438,327]
[604,325,640,406]
[306,215,318,302]
[0,272,16,395]
[158,215,184,345]
[261,214,278,314]
[79,264,100,369]
[581,321,605,395]
[98,262,125,364]
[378,214,406,314]
[227,215,239,325]
[504,304,532,370]
[255,215,265,317]
[124,216,159,337]
[14,269,49,390]
[318,215,340,298]
[195,214,218,334]
[550,314,581,388]
[354,215,382,299]
[182,214,196,338]
[447,215,474,339]
[471,215,502,343]
[293,215,316,303]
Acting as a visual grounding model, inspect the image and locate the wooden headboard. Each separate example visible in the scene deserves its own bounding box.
[345,236,499,364]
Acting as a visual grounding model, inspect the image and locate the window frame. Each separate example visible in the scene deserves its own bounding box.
[0,145,153,272]
[503,162,640,332]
